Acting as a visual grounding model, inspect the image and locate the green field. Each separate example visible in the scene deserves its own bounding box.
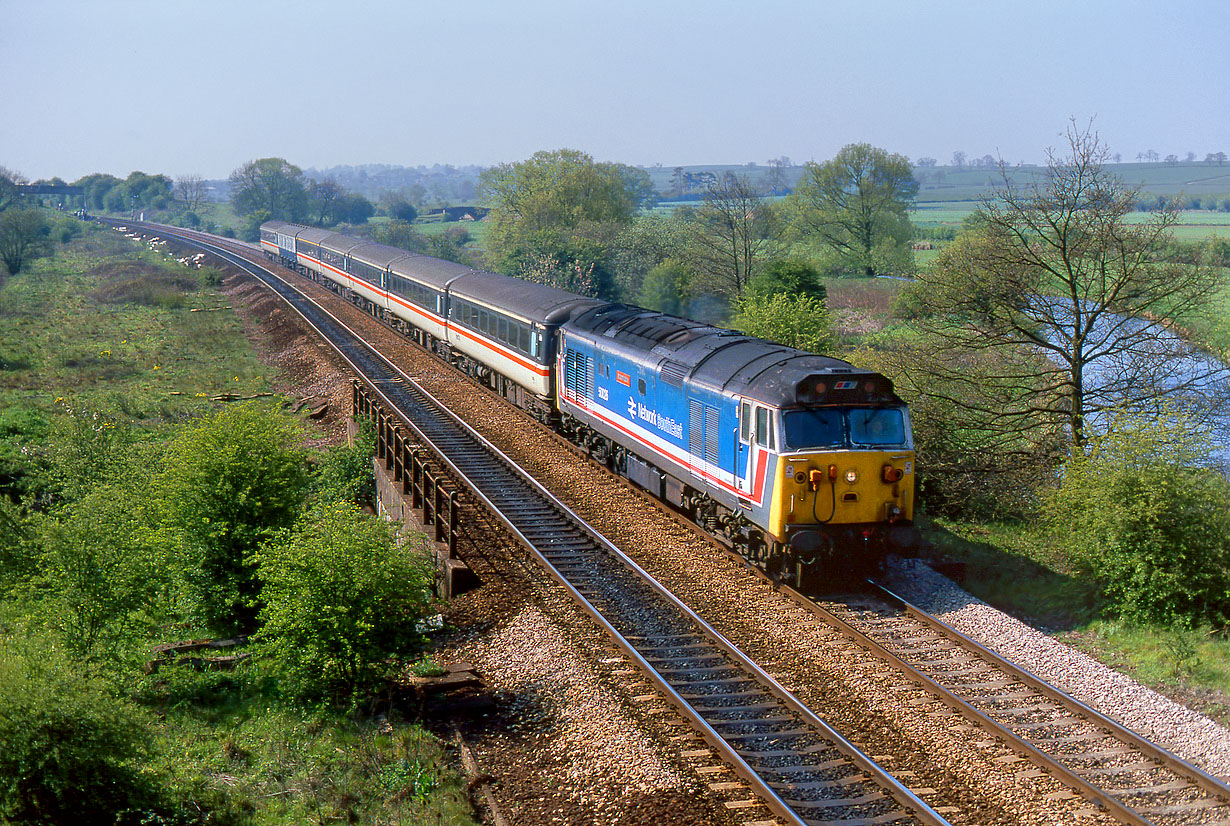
[911,203,1230,241]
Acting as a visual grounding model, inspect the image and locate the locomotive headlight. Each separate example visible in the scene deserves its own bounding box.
[844,469,858,484]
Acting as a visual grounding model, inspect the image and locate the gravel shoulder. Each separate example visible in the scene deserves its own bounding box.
[884,558,1230,780]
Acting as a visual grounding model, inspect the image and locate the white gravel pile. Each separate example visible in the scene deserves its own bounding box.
[459,604,687,803]
[886,557,1230,779]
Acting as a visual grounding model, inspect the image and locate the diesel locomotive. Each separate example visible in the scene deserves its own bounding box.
[261,220,917,586]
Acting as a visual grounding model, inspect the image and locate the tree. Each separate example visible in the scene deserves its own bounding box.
[371,218,426,251]
[174,174,207,212]
[731,292,833,354]
[0,210,51,278]
[766,156,793,194]
[637,259,691,315]
[911,122,1228,449]
[951,150,967,168]
[685,173,772,297]
[786,143,918,276]
[744,258,826,301]
[229,157,308,221]
[0,166,26,212]
[122,172,172,210]
[334,192,374,225]
[479,148,642,277]
[515,249,610,298]
[255,503,434,705]
[156,403,309,634]
[309,177,344,224]
[383,195,418,222]
[610,212,688,300]
[72,173,121,211]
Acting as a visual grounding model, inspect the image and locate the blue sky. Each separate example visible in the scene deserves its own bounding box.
[3,0,1227,181]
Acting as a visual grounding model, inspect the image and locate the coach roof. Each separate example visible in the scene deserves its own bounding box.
[449,270,604,326]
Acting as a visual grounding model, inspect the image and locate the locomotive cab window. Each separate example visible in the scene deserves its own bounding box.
[783,408,844,450]
[754,406,775,450]
[638,378,646,395]
[849,407,907,447]
[740,401,751,443]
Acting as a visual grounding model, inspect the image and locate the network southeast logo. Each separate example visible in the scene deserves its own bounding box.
[626,398,684,439]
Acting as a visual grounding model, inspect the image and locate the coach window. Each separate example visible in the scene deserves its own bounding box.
[497,317,507,344]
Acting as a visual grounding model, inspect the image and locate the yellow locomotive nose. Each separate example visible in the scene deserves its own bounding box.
[774,451,914,537]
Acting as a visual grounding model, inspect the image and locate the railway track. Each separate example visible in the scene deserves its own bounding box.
[112,220,1230,825]
[114,221,952,826]
[804,584,1230,826]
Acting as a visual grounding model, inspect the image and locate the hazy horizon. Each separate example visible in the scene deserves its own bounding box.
[4,0,1228,183]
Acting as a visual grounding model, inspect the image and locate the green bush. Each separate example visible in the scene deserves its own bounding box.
[157,402,309,635]
[744,258,826,302]
[731,291,833,354]
[637,259,690,315]
[1044,412,1230,627]
[309,424,376,506]
[0,634,160,825]
[256,503,434,706]
[28,485,163,660]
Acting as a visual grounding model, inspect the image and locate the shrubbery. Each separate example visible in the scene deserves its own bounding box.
[157,402,310,635]
[0,636,159,825]
[256,502,433,706]
[731,291,833,353]
[1044,413,1230,627]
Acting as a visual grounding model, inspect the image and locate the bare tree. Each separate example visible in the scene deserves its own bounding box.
[685,173,772,297]
[0,209,51,278]
[310,178,344,225]
[911,122,1228,449]
[175,174,207,212]
[765,156,792,194]
[0,166,28,212]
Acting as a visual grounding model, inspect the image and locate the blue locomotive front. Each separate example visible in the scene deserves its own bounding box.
[557,304,916,586]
